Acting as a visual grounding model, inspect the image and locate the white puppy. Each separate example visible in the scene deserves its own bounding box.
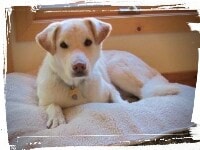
[36,18,179,129]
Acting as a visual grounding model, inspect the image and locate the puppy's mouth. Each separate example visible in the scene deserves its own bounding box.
[72,71,88,78]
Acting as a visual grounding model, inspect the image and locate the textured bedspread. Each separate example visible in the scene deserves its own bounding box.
[5,73,195,149]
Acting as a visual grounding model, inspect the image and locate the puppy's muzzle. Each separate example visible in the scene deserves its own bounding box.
[72,62,88,77]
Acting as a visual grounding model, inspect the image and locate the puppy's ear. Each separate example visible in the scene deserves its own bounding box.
[85,18,112,44]
[35,22,60,55]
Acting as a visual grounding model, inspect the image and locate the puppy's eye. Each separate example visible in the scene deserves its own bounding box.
[60,41,68,49]
[84,39,92,47]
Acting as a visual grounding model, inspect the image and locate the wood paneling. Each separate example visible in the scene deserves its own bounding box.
[12,6,200,41]
[163,71,197,87]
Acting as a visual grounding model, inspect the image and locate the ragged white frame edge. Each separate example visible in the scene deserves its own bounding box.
[1,0,200,150]
[190,23,200,140]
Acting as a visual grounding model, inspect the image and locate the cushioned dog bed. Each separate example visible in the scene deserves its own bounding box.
[5,73,195,149]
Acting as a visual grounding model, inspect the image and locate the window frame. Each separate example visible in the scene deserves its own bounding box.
[12,5,199,41]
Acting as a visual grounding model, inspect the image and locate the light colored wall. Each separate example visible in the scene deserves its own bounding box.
[104,32,199,73]
[10,31,199,74]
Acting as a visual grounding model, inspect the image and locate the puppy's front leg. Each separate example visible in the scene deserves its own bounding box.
[46,103,66,129]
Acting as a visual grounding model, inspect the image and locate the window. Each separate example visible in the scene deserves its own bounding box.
[12,0,199,41]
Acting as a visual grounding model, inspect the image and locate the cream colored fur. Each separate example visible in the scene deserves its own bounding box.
[36,18,179,129]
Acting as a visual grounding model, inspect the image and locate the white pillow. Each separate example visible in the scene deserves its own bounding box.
[6,73,195,149]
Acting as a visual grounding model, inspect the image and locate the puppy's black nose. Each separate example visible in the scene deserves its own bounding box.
[72,63,86,73]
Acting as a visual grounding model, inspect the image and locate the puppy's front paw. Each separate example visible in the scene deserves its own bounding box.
[46,104,66,129]
[47,115,66,129]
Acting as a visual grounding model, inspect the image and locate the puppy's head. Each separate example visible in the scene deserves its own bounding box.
[36,18,111,85]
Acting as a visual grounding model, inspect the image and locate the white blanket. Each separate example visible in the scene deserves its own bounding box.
[5,73,195,149]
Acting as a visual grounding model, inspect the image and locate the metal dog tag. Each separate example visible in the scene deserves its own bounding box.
[72,94,78,100]
[70,86,78,100]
